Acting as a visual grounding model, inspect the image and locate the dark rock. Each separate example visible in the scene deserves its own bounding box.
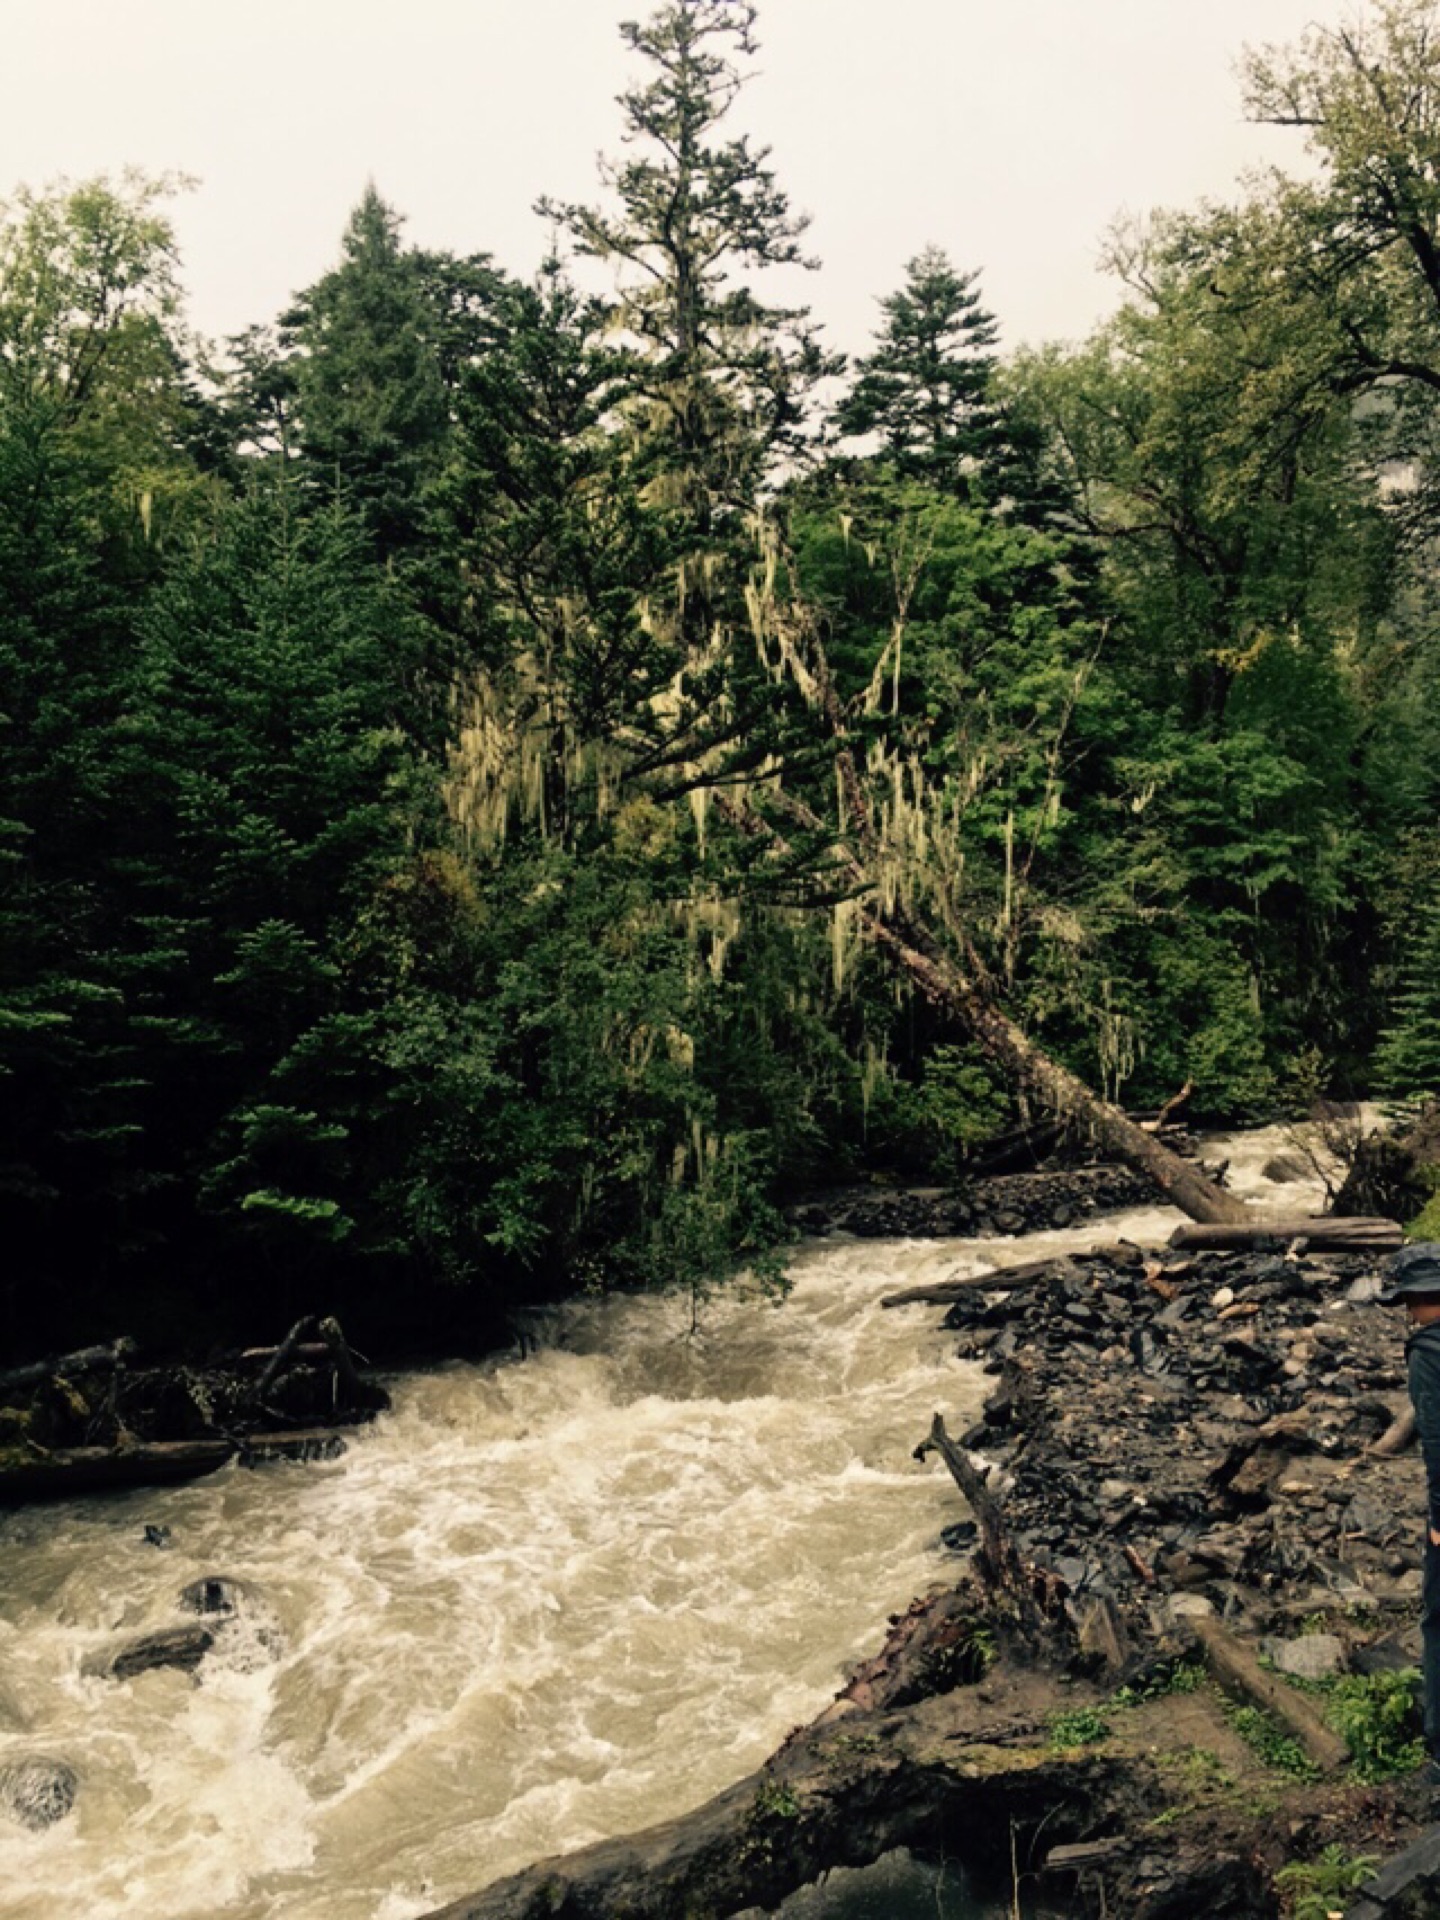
[0,1755,77,1831]
[940,1519,978,1554]
[143,1523,172,1549]
[88,1625,214,1680]
[1345,1490,1401,1541]
[180,1576,246,1618]
[1353,1629,1423,1676]
[1130,1329,1169,1377]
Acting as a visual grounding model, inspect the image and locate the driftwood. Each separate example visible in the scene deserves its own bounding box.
[1368,1406,1418,1458]
[1193,1619,1349,1772]
[1344,1825,1440,1918]
[318,1316,368,1407]
[1143,1080,1194,1133]
[255,1314,380,1414]
[913,1412,1025,1599]
[0,1439,235,1503]
[256,1316,319,1399]
[1168,1216,1403,1254]
[1045,1836,1127,1870]
[240,1341,332,1367]
[0,1338,136,1403]
[0,1428,354,1505]
[881,1246,1139,1309]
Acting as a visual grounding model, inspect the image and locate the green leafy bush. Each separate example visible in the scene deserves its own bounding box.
[1274,1844,1376,1919]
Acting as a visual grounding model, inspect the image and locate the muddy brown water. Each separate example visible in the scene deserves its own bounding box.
[0,1129,1319,1919]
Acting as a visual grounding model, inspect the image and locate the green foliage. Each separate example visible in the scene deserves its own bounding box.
[1111,1657,1207,1709]
[1321,1668,1426,1782]
[837,246,1000,492]
[282,185,496,567]
[750,1776,800,1821]
[1047,1704,1112,1749]
[1224,1704,1319,1780]
[921,1621,995,1691]
[1274,1844,1377,1920]
[11,0,1440,1361]
[1376,904,1440,1103]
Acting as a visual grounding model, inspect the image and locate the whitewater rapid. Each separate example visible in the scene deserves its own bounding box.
[0,1126,1324,1919]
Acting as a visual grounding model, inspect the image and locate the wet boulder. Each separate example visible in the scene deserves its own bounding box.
[179,1576,284,1666]
[180,1576,248,1618]
[0,1754,77,1830]
[84,1625,214,1681]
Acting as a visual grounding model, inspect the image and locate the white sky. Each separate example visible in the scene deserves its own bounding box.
[1,0,1330,359]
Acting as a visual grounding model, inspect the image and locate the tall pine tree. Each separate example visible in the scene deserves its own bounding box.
[837,246,1001,492]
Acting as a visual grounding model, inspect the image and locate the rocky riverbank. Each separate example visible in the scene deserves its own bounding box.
[944,1239,1419,1627]
[789,1162,1163,1240]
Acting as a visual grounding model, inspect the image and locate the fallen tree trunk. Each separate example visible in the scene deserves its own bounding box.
[913,1412,1025,1600]
[717,788,1248,1229]
[1168,1216,1403,1254]
[0,1429,355,1504]
[866,907,1250,1228]
[1194,1619,1349,1772]
[419,1686,1135,1920]
[257,1316,319,1399]
[0,1439,235,1503]
[881,1247,1138,1308]
[318,1316,375,1410]
[0,1339,137,1402]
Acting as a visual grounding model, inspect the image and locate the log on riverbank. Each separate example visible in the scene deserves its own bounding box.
[0,1311,385,1507]
[881,1245,1142,1308]
[0,1439,236,1502]
[1168,1215,1403,1254]
[0,1428,356,1505]
[0,1339,136,1402]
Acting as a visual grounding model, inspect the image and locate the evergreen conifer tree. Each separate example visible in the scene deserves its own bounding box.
[540,0,836,541]
[284,185,450,561]
[1376,901,1440,1101]
[837,246,1001,492]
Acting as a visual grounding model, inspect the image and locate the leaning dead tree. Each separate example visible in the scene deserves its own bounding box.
[710,525,1255,1227]
[710,572,1249,1227]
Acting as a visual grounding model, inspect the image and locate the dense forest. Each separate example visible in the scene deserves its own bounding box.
[5,0,1440,1360]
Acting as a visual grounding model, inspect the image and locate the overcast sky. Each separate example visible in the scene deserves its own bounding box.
[2,0,1331,359]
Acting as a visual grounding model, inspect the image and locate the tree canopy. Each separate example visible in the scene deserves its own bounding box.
[5,0,1440,1360]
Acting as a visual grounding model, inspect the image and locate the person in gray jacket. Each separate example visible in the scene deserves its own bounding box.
[1382,1242,1440,1790]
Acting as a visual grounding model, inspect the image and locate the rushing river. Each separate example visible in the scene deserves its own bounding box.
[0,1128,1323,1920]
